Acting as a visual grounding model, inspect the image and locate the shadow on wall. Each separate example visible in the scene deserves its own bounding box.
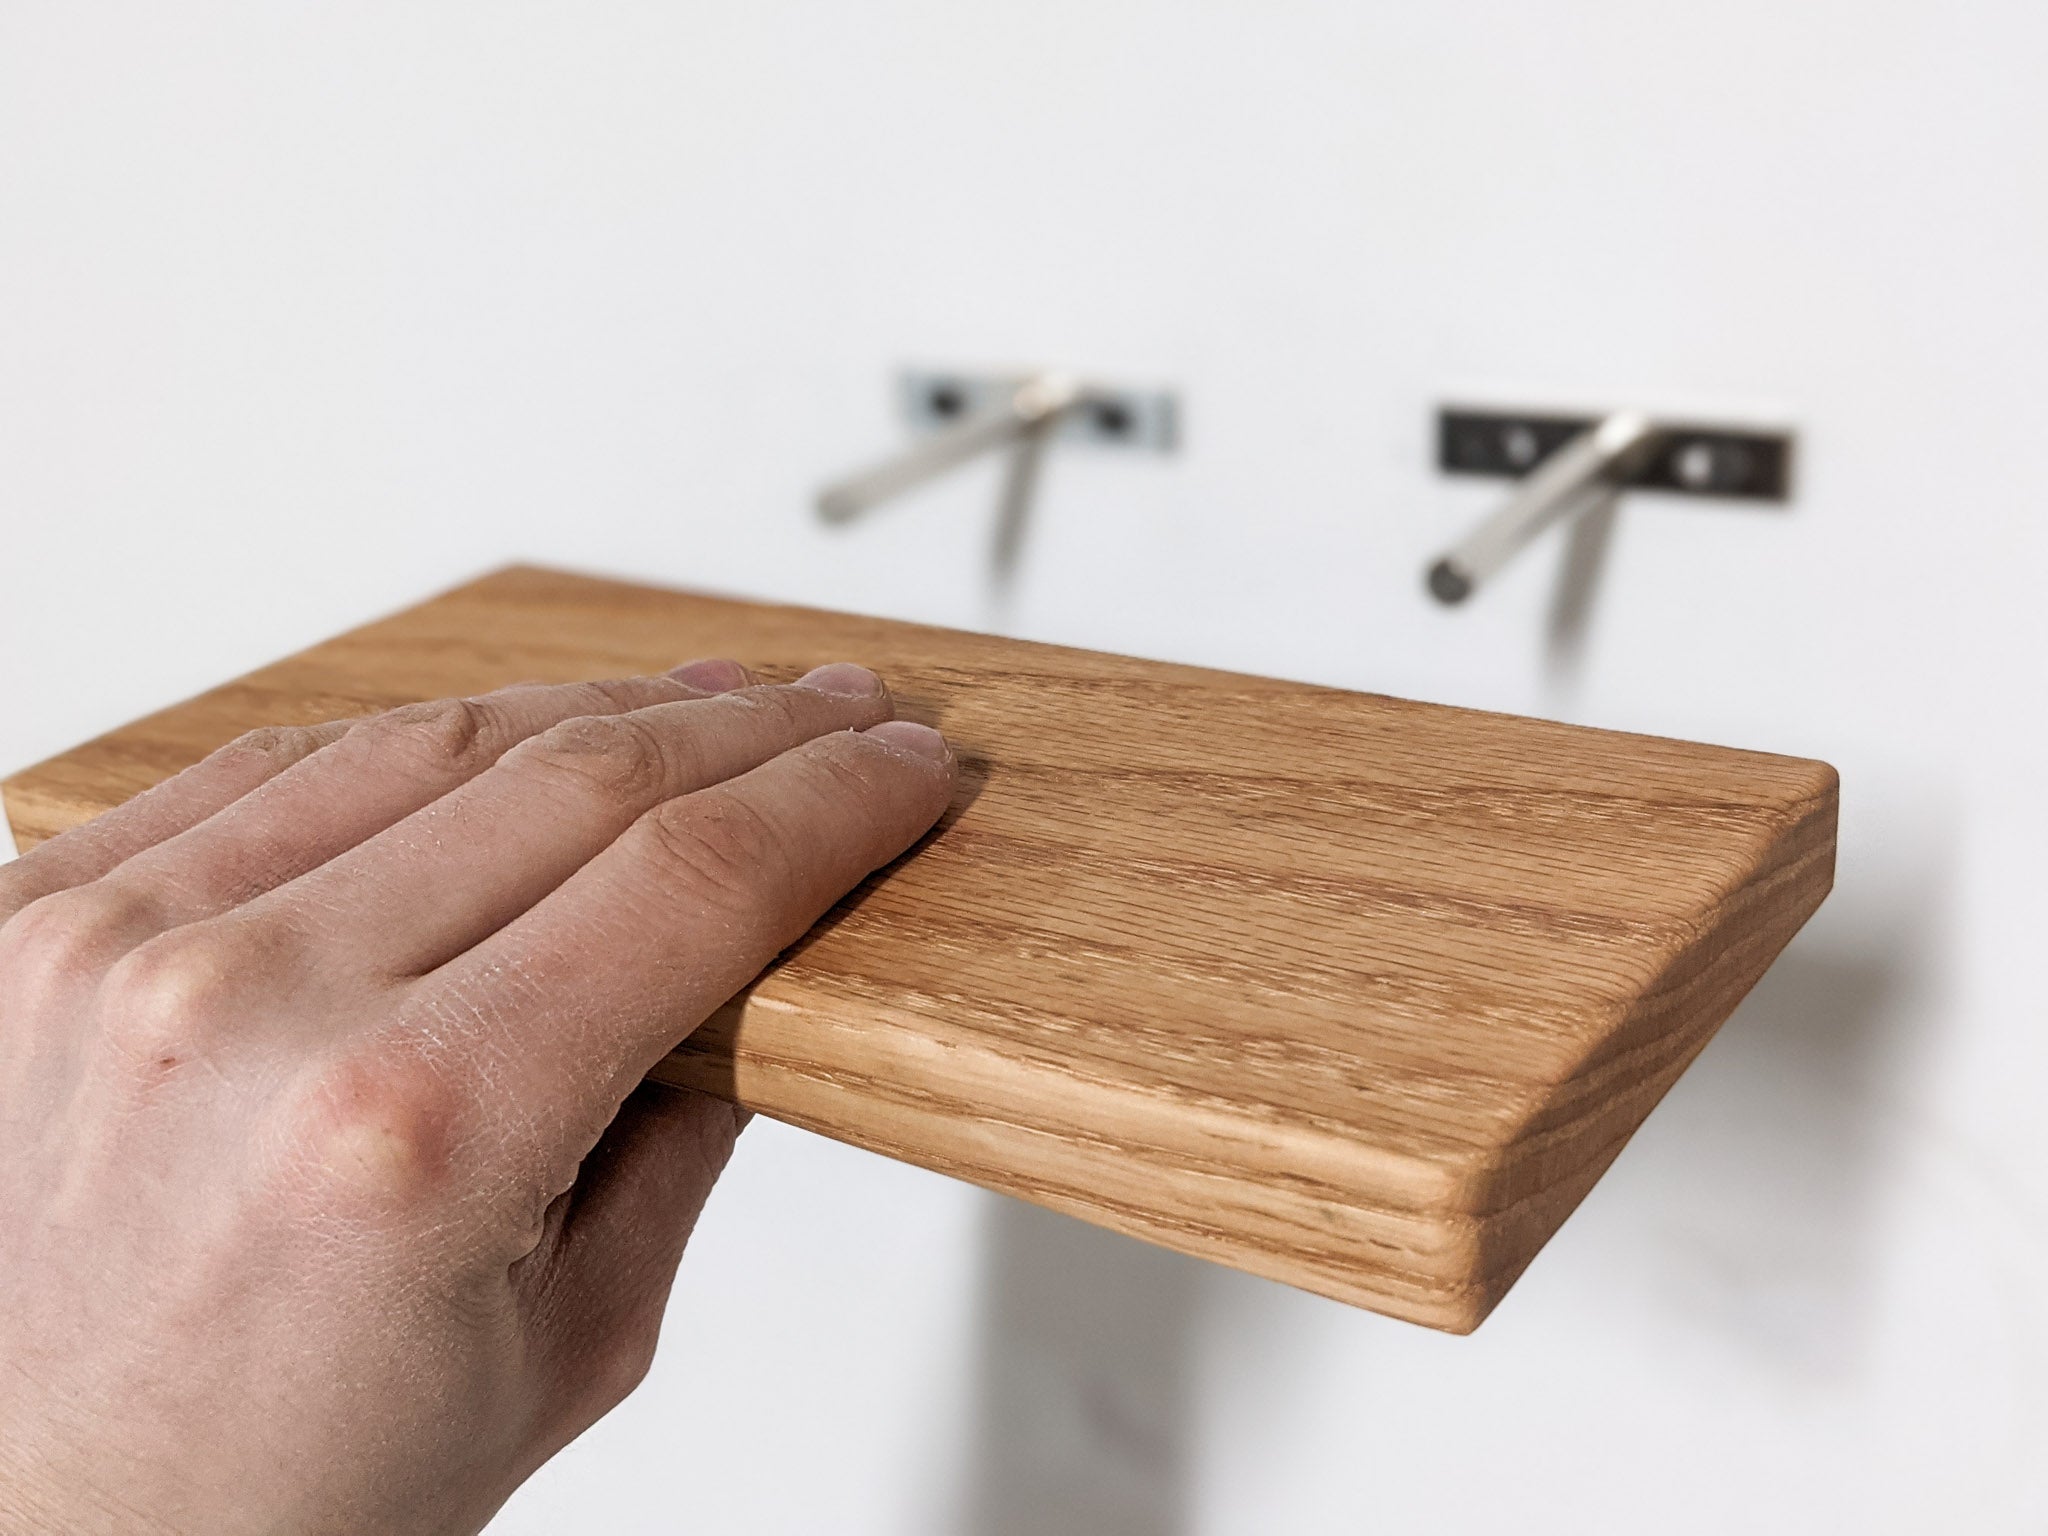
[958,1196,1206,1536]
[1592,857,1952,1378]
[952,827,1954,1531]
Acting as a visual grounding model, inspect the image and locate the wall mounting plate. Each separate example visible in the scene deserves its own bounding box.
[1438,407,1794,501]
[903,370,1179,453]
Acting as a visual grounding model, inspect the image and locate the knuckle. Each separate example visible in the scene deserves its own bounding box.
[353,697,498,776]
[282,1048,467,1211]
[96,928,253,1071]
[798,732,891,800]
[767,733,900,826]
[511,714,674,804]
[0,883,161,998]
[573,676,677,713]
[0,864,32,924]
[217,722,334,775]
[635,794,792,913]
[731,683,839,739]
[728,685,798,724]
[667,1094,745,1188]
[590,1324,661,1408]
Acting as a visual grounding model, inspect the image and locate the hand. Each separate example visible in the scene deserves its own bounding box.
[0,659,955,1534]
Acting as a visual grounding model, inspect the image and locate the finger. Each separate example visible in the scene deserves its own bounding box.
[264,665,900,980]
[3,662,752,924]
[29,663,754,967]
[519,1083,746,1445]
[415,719,955,1171]
[0,719,356,925]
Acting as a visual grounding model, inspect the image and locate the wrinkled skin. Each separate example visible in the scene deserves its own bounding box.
[0,659,954,1534]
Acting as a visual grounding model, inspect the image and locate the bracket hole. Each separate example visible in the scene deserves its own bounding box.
[1092,400,1133,438]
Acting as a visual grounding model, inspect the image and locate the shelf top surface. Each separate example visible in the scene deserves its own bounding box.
[4,566,1837,1328]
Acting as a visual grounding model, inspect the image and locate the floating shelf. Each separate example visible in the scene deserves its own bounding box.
[2,566,1836,1332]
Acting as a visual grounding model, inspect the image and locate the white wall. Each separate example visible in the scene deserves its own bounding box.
[4,3,2045,1531]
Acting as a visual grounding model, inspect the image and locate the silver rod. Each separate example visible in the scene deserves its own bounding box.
[1427,411,1659,604]
[817,374,1081,525]
[1542,482,1621,683]
[989,414,1055,602]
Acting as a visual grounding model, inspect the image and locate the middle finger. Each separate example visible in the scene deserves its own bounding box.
[60,663,751,966]
[253,665,897,981]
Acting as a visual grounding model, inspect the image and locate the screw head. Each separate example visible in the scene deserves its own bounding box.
[1674,440,1718,490]
[1503,425,1541,470]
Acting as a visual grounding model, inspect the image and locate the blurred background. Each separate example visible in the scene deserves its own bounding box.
[3,3,2044,1531]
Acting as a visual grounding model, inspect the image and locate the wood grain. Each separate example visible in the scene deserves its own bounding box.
[2,565,1836,1331]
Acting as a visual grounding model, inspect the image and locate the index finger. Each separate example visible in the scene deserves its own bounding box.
[404,719,955,1174]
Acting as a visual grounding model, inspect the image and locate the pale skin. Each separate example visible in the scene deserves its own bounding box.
[0,658,956,1534]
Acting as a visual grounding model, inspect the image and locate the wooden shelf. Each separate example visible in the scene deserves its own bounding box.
[3,566,1836,1332]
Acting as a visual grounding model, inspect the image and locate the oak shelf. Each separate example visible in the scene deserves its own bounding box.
[3,566,1836,1332]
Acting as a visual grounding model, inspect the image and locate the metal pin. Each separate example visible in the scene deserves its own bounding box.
[817,373,1081,526]
[1426,411,1661,605]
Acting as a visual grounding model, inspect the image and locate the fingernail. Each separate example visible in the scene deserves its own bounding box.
[795,662,884,698]
[863,719,950,763]
[668,658,750,691]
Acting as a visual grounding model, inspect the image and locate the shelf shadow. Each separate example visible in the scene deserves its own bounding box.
[958,1196,1206,1536]
[1576,851,1952,1376]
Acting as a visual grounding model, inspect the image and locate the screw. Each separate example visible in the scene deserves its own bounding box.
[1674,440,1718,490]
[1503,424,1541,470]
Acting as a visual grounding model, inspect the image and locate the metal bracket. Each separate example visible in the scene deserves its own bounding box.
[1427,406,1797,606]
[903,369,1179,453]
[1439,407,1793,501]
[816,369,1179,611]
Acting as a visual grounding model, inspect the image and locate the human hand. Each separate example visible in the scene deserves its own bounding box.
[0,659,954,1534]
